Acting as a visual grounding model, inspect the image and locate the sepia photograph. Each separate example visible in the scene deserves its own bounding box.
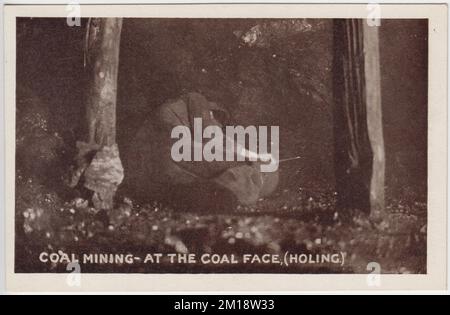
[3,3,448,292]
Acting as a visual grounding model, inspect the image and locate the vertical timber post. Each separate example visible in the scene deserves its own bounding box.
[70,18,124,210]
[85,18,123,147]
[333,19,385,216]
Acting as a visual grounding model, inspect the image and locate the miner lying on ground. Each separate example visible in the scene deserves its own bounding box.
[122,92,279,212]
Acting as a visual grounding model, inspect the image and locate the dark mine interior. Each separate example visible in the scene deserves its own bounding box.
[15,18,428,273]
